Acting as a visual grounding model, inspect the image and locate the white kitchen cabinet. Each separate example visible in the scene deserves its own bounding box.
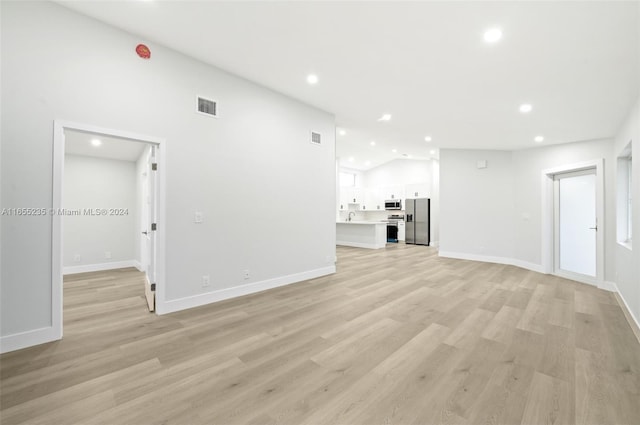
[381,185,404,201]
[362,187,383,211]
[405,183,430,199]
[338,188,350,211]
[338,189,348,211]
[341,182,429,212]
[339,187,364,211]
[398,221,406,241]
[352,187,364,205]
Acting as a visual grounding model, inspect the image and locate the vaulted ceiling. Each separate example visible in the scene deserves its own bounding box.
[57,1,639,170]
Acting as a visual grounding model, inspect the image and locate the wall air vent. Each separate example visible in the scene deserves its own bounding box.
[196,96,218,118]
[311,131,321,145]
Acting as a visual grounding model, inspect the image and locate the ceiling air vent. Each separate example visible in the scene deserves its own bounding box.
[311,131,321,145]
[196,96,218,118]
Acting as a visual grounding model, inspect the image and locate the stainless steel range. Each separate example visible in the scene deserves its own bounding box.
[385,214,404,243]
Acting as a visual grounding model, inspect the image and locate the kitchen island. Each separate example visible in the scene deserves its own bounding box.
[336,221,387,249]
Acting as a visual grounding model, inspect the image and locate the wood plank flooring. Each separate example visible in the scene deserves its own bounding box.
[1,244,639,424]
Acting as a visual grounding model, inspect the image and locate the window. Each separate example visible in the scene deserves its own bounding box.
[339,171,356,188]
[617,142,633,248]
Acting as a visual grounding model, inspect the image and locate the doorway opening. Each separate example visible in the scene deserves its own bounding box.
[52,121,165,341]
[541,159,604,287]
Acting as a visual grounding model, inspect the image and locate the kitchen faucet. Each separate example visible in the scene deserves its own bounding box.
[348,211,356,221]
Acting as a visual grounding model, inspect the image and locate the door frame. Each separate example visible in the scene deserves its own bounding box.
[541,159,604,287]
[52,120,167,341]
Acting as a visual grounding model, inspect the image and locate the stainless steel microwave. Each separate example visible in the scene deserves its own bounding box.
[385,200,402,210]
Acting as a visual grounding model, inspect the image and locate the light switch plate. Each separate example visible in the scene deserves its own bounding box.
[194,211,203,223]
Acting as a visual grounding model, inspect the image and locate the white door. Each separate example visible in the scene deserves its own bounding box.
[554,169,597,281]
[143,146,157,311]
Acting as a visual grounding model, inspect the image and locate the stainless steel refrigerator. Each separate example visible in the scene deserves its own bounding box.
[405,198,430,245]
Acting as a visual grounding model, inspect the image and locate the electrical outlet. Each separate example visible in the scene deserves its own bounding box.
[243,270,250,280]
[105,251,112,259]
[194,211,203,224]
[74,254,81,262]
[202,275,210,287]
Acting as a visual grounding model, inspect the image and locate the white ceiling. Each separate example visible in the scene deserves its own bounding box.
[57,1,639,171]
[65,129,146,162]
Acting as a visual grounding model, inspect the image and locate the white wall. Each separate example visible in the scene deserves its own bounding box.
[511,139,616,275]
[63,155,137,272]
[363,159,433,188]
[439,150,515,259]
[613,97,639,325]
[439,141,615,267]
[0,2,336,349]
[439,133,639,323]
[431,160,440,245]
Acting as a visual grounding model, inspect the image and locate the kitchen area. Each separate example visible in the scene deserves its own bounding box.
[336,158,439,250]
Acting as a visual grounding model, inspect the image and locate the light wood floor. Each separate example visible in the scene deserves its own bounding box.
[1,244,639,425]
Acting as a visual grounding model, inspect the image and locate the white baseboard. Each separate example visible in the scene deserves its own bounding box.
[510,258,545,273]
[0,326,61,354]
[133,260,143,272]
[438,251,545,274]
[612,282,640,338]
[599,280,617,292]
[336,241,386,249]
[63,260,139,275]
[157,266,336,315]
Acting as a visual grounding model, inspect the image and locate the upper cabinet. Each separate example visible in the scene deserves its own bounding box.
[381,185,404,201]
[338,182,430,212]
[405,183,430,199]
[362,187,383,211]
[339,187,364,210]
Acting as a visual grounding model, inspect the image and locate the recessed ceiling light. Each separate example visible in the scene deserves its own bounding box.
[338,129,346,136]
[91,139,102,147]
[534,135,544,143]
[519,104,533,113]
[429,149,436,155]
[365,160,371,166]
[370,141,376,146]
[348,156,354,162]
[377,114,392,122]
[424,136,432,142]
[306,74,319,85]
[483,27,503,43]
[392,149,397,153]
